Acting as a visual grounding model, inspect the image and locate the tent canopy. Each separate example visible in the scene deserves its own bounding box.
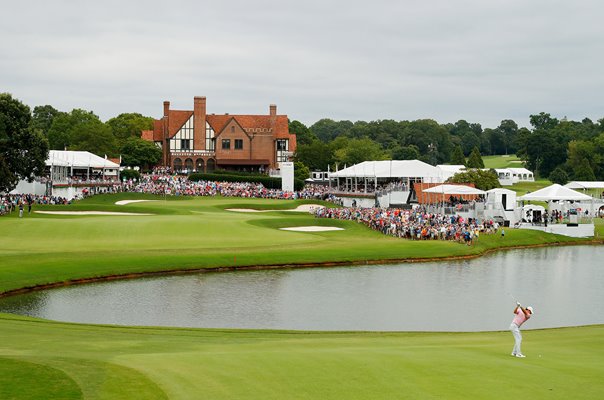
[565,181,604,190]
[518,184,592,201]
[330,160,441,179]
[423,184,486,195]
[486,188,516,195]
[47,150,120,169]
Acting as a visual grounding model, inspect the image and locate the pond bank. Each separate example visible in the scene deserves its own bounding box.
[2,238,602,299]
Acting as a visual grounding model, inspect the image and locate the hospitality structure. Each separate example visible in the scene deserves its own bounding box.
[11,150,121,200]
[141,96,296,173]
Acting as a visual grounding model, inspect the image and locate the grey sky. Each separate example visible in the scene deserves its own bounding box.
[2,0,603,129]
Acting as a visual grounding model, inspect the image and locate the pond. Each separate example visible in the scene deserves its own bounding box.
[1,246,603,331]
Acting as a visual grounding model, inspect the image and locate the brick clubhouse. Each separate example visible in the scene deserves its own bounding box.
[142,96,296,173]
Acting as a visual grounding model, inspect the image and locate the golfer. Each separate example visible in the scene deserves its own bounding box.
[510,303,533,358]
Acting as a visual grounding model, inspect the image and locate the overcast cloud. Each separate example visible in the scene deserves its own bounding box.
[2,0,603,128]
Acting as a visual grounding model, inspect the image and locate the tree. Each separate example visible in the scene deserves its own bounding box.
[106,113,153,144]
[288,120,316,146]
[497,119,519,155]
[466,146,484,168]
[573,158,596,181]
[293,161,310,183]
[46,112,72,150]
[0,93,49,192]
[450,145,466,165]
[529,112,559,131]
[120,137,162,170]
[549,167,569,185]
[449,120,483,156]
[400,119,452,165]
[333,137,388,165]
[391,145,420,160]
[71,120,117,156]
[30,105,61,138]
[446,169,500,191]
[47,109,119,156]
[567,140,600,180]
[294,140,334,171]
[309,119,353,142]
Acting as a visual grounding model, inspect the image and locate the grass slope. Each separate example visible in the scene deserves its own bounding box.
[483,155,524,169]
[0,194,596,294]
[1,193,603,399]
[1,314,603,400]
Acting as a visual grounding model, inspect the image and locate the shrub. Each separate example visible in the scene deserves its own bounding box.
[120,169,141,181]
[188,172,305,191]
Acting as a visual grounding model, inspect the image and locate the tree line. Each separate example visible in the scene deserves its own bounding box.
[31,104,162,169]
[1,93,162,192]
[3,91,604,193]
[291,114,604,184]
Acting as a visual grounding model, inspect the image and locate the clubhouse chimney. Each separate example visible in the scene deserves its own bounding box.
[193,96,206,150]
[269,104,277,132]
[163,101,170,167]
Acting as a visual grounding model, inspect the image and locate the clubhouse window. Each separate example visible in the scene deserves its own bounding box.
[235,139,243,150]
[222,139,230,150]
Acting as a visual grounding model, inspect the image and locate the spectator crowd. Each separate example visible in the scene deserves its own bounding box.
[1,194,73,216]
[313,206,501,244]
[3,169,497,246]
[126,171,336,201]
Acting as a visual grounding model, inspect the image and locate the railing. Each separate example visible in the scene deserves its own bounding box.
[425,203,480,214]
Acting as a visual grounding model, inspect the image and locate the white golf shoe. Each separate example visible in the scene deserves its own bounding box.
[515,354,526,358]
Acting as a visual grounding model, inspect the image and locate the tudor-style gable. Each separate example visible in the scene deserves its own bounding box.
[143,97,296,172]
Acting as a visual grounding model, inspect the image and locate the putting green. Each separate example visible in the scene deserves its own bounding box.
[1,193,603,399]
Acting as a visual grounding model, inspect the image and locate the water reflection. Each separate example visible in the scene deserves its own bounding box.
[0,246,602,331]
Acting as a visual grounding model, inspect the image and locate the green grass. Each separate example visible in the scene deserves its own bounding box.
[0,194,592,294]
[483,154,524,169]
[507,179,552,196]
[0,314,603,400]
[1,194,603,399]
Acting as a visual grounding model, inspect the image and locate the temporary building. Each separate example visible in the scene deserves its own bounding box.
[330,160,441,180]
[436,165,466,181]
[518,184,592,201]
[565,181,604,190]
[329,160,443,194]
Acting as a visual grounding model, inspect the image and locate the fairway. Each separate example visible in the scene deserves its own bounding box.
[0,193,593,295]
[1,314,603,400]
[1,193,603,399]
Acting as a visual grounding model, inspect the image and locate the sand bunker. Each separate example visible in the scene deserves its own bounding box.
[280,226,344,232]
[35,211,153,216]
[226,204,325,213]
[115,200,159,205]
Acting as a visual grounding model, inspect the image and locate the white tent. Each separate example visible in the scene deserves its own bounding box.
[565,181,604,190]
[423,184,486,195]
[518,184,592,201]
[48,150,119,169]
[436,164,466,181]
[330,160,441,180]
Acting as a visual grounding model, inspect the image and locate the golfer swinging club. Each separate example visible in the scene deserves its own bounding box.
[510,302,533,358]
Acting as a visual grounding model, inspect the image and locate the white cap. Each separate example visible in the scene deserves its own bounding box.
[526,306,534,314]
